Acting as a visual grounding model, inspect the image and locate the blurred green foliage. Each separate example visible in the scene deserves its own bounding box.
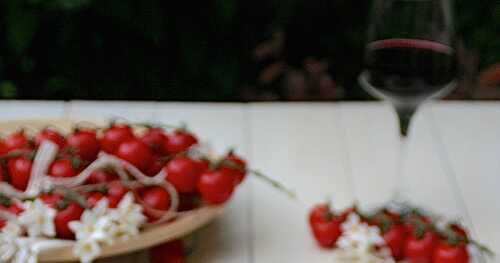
[0,0,498,100]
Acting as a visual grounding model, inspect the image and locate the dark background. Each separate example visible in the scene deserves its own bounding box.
[0,0,499,101]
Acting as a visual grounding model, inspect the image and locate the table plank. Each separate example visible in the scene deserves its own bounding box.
[249,103,354,263]
[155,103,251,263]
[0,100,66,120]
[67,100,157,123]
[430,102,500,258]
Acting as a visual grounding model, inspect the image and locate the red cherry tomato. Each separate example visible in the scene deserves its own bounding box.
[197,169,235,204]
[150,239,186,263]
[86,170,119,184]
[40,193,84,239]
[67,130,100,161]
[308,204,343,248]
[5,132,30,152]
[107,181,129,208]
[449,224,468,240]
[39,193,63,206]
[164,131,198,154]
[383,224,407,260]
[54,203,84,239]
[48,159,77,178]
[141,128,168,155]
[141,186,171,210]
[221,153,247,185]
[309,203,331,225]
[0,140,8,156]
[0,203,24,215]
[7,156,32,190]
[140,186,171,221]
[146,155,165,177]
[433,241,469,263]
[165,157,203,193]
[116,139,153,172]
[100,125,135,154]
[86,192,106,208]
[405,231,439,263]
[35,129,66,148]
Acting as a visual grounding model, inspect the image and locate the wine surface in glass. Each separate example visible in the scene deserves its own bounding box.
[361,38,456,106]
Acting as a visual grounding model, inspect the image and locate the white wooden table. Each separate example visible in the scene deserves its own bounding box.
[0,100,498,263]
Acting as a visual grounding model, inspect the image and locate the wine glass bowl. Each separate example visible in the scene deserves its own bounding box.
[359,0,457,136]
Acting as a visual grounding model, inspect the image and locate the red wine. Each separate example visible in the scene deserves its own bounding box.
[361,39,456,106]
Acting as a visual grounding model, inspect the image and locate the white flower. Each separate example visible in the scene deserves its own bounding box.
[0,221,22,262]
[337,213,384,251]
[70,193,145,263]
[73,239,101,263]
[107,193,146,240]
[69,198,112,242]
[11,238,37,263]
[18,199,56,238]
[332,213,395,263]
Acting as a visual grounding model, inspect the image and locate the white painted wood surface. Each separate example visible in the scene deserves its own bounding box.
[0,100,497,263]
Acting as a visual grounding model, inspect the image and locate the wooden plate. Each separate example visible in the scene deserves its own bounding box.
[0,119,225,262]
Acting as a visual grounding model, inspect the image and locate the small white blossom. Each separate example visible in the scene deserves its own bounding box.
[333,213,395,263]
[0,221,22,262]
[107,193,146,240]
[69,199,113,242]
[11,239,37,263]
[73,238,101,263]
[18,199,56,238]
[70,192,145,263]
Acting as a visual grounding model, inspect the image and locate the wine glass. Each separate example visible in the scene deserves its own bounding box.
[359,0,457,201]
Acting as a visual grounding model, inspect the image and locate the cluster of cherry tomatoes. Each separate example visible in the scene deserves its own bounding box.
[309,203,487,263]
[0,123,248,240]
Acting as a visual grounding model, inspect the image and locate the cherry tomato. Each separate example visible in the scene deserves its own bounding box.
[449,224,468,240]
[35,129,66,148]
[309,203,331,225]
[86,170,119,184]
[0,167,4,182]
[140,186,171,221]
[0,140,8,156]
[107,181,129,208]
[221,153,247,185]
[116,139,153,172]
[39,193,63,206]
[197,169,235,204]
[5,132,30,152]
[55,202,84,239]
[308,204,343,248]
[86,192,106,208]
[150,239,186,263]
[67,130,100,161]
[141,186,171,210]
[40,193,84,239]
[0,203,24,215]
[433,241,469,263]
[7,156,32,190]
[146,155,165,177]
[164,131,198,154]
[383,224,407,260]
[404,231,439,263]
[141,128,168,155]
[100,125,135,153]
[48,159,78,178]
[0,220,5,229]
[165,157,203,193]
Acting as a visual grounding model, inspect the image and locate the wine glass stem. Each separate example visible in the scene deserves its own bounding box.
[393,106,415,203]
